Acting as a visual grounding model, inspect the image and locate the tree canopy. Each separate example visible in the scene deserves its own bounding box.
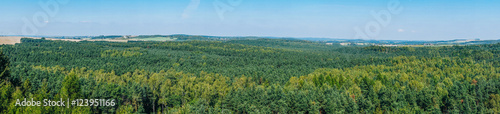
[1,38,500,113]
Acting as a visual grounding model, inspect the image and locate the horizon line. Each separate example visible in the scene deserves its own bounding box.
[1,34,497,41]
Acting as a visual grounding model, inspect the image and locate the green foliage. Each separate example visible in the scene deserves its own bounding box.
[100,49,143,57]
[60,71,81,100]
[2,38,500,113]
[0,51,9,82]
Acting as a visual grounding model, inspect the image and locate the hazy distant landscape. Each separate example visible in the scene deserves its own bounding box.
[3,35,499,46]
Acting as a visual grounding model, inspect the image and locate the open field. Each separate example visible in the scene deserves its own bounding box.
[0,37,83,45]
[45,38,129,42]
[89,39,128,42]
[0,36,23,45]
[132,37,177,41]
[45,38,82,42]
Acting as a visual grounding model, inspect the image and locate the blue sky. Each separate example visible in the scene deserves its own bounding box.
[0,0,499,40]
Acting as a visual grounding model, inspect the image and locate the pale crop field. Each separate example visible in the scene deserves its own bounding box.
[0,37,22,45]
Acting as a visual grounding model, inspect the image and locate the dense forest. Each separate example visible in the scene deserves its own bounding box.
[1,38,500,113]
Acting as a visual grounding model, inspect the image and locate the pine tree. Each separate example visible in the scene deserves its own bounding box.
[0,51,9,82]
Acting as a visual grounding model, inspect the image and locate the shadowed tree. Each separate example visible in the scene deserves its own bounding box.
[0,51,9,82]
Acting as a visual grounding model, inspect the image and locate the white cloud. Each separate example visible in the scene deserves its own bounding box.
[398,29,405,32]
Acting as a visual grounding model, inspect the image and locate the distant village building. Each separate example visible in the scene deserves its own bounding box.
[123,35,132,38]
[340,43,350,46]
[326,43,333,45]
[380,44,398,47]
[339,43,373,46]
